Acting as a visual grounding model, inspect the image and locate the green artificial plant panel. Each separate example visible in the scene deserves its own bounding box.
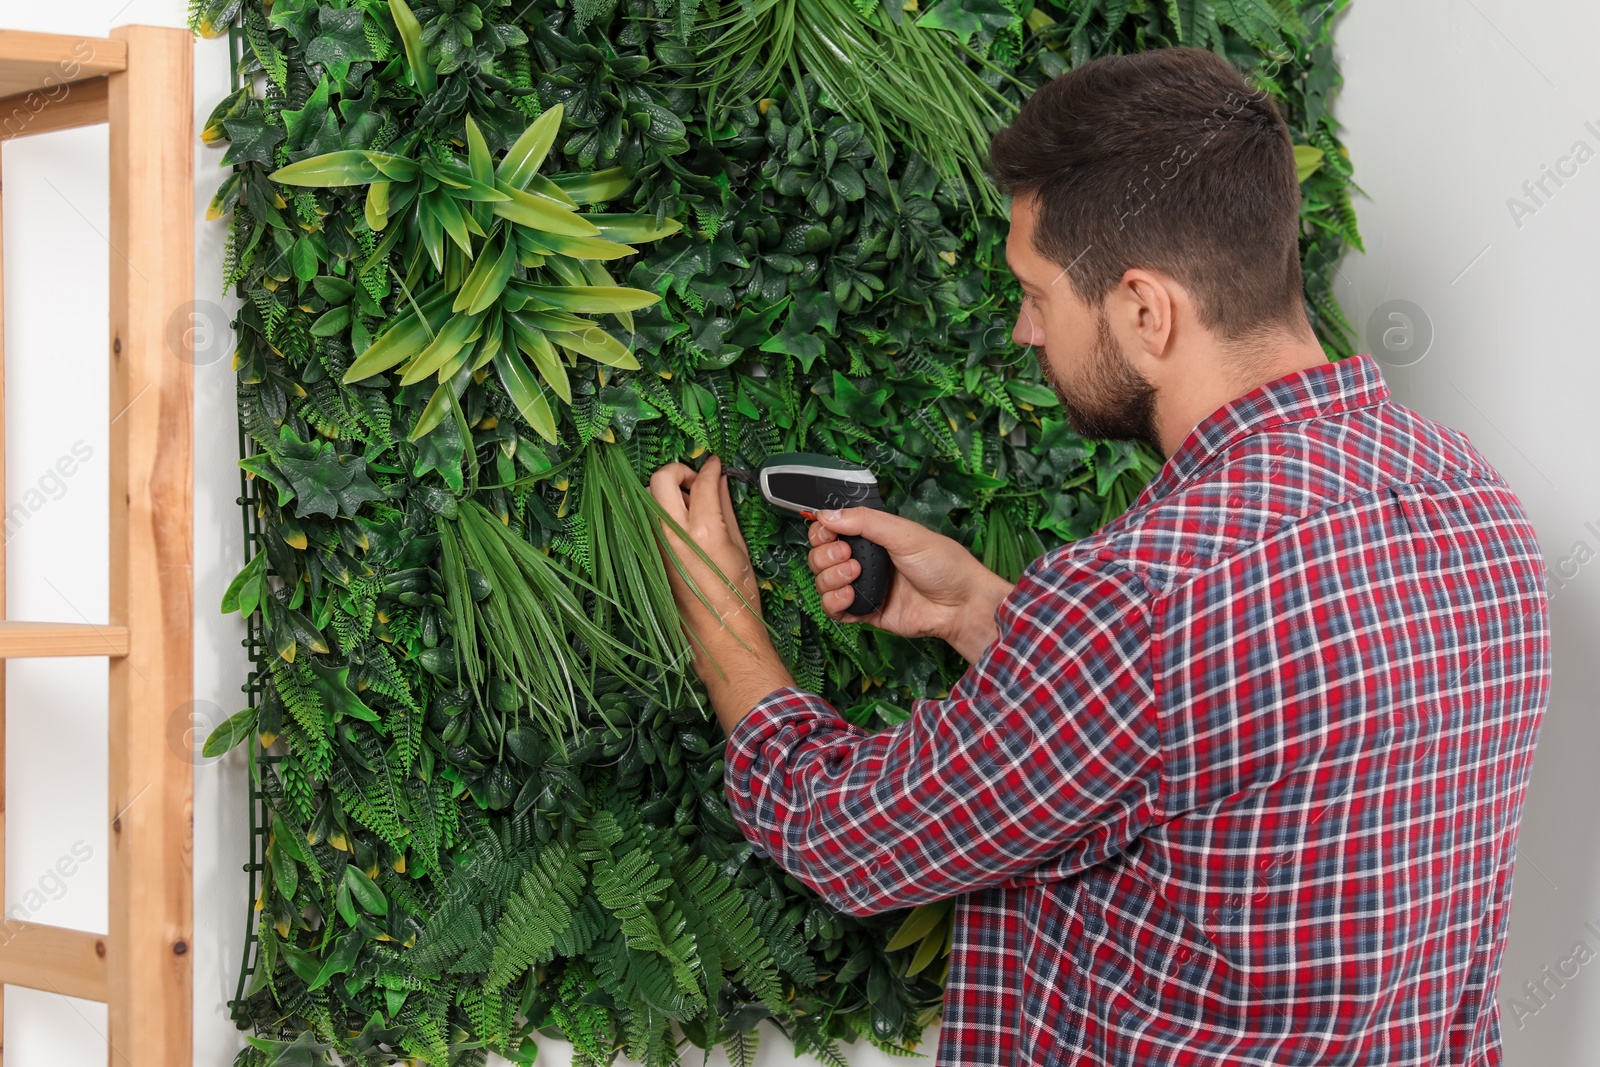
[198,0,1360,1064]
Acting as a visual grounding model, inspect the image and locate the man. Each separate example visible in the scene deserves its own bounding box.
[649,47,1550,1066]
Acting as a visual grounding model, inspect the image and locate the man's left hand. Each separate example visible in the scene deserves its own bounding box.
[649,453,771,683]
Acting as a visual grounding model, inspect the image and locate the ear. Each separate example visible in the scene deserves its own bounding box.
[1110,268,1178,358]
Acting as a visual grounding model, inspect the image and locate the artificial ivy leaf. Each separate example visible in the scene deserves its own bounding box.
[898,477,965,532]
[412,415,466,491]
[281,74,332,151]
[267,0,322,44]
[246,1031,327,1067]
[915,0,1016,45]
[300,108,346,160]
[817,372,890,427]
[306,8,376,86]
[276,439,386,519]
[239,454,295,507]
[307,661,382,724]
[220,112,285,167]
[788,287,839,335]
[1092,439,1145,496]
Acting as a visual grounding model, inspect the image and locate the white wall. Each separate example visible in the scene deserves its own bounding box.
[1331,2,1600,1063]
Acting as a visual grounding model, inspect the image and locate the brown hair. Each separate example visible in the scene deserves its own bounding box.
[987,47,1307,341]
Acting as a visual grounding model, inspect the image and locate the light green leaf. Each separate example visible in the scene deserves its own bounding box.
[584,213,683,243]
[516,284,658,314]
[550,166,632,204]
[1294,144,1325,182]
[551,327,639,369]
[493,350,558,443]
[490,184,601,237]
[344,293,453,382]
[202,707,257,758]
[398,311,482,385]
[387,0,436,94]
[498,105,565,190]
[454,237,517,314]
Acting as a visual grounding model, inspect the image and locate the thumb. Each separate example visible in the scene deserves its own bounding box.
[815,506,926,555]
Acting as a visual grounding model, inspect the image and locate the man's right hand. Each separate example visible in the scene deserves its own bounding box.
[805,507,1016,664]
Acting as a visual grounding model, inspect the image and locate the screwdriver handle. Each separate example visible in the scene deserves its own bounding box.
[841,532,893,618]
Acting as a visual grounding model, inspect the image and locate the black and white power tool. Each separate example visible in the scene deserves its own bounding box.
[724,452,894,617]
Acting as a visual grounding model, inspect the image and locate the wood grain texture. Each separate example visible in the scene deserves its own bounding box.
[0,75,109,142]
[0,140,8,1067]
[0,30,124,97]
[106,24,193,1067]
[0,921,109,1003]
[0,621,130,658]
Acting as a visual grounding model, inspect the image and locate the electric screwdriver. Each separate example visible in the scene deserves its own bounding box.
[723,452,894,618]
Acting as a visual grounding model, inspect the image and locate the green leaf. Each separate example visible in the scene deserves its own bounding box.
[305,8,376,85]
[1295,144,1325,182]
[550,327,639,369]
[388,0,437,95]
[281,73,331,150]
[307,661,381,723]
[916,0,1016,45]
[271,150,417,187]
[494,350,559,443]
[275,437,387,519]
[516,284,658,314]
[398,311,483,386]
[220,112,284,167]
[583,213,683,243]
[498,105,565,190]
[507,315,572,403]
[290,236,320,281]
[308,928,365,991]
[220,551,266,616]
[343,864,389,915]
[344,293,453,382]
[549,166,632,204]
[490,184,601,237]
[454,237,517,314]
[202,707,257,757]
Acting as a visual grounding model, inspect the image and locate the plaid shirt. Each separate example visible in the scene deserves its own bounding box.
[723,353,1552,1066]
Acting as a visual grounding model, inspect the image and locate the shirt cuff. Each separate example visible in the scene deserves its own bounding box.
[722,684,864,859]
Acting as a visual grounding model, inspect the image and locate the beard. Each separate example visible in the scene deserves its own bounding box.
[1036,306,1162,457]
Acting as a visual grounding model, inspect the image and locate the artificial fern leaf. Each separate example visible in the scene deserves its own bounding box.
[485,840,588,990]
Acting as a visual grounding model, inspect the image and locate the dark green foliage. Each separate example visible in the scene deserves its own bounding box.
[206,0,1360,1064]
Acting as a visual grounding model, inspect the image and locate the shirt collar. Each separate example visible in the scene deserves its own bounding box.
[1136,352,1391,506]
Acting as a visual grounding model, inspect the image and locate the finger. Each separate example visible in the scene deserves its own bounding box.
[823,583,867,619]
[808,520,837,548]
[649,463,695,524]
[718,466,748,553]
[687,453,722,531]
[808,539,851,576]
[815,559,861,594]
[815,506,916,553]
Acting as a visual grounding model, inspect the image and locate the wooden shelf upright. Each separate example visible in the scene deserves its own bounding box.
[0,26,194,1066]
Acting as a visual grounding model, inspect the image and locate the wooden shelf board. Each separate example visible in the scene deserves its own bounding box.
[0,29,125,98]
[0,620,129,658]
[0,921,108,1002]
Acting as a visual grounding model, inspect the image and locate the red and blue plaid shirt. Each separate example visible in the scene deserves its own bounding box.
[724,353,1551,1066]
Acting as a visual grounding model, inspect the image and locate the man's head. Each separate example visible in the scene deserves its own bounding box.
[989,47,1322,457]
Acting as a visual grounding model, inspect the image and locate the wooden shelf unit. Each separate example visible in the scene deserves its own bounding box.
[0,25,193,1066]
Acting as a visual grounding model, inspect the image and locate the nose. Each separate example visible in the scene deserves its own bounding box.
[1013,306,1043,347]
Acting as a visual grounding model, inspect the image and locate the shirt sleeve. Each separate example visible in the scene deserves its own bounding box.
[721,552,1162,917]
